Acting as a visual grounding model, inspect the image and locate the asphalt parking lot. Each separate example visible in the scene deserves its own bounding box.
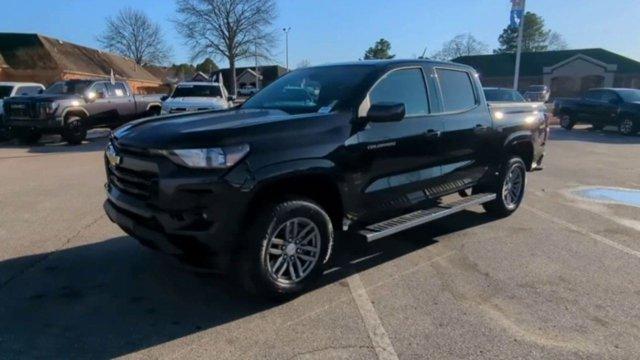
[1,126,639,359]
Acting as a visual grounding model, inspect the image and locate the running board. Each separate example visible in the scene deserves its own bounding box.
[359,193,496,242]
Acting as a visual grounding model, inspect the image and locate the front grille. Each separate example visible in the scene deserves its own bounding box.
[106,143,159,200]
[5,102,43,119]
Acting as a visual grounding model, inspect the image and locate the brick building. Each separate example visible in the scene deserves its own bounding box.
[0,33,164,94]
[454,49,640,99]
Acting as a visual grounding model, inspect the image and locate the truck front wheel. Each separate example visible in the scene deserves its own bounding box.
[559,114,575,130]
[61,116,87,145]
[480,156,527,217]
[241,199,333,299]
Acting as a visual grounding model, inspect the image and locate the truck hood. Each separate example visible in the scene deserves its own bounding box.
[113,108,340,149]
[163,97,227,108]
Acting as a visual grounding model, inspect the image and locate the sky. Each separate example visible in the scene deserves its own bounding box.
[1,0,639,68]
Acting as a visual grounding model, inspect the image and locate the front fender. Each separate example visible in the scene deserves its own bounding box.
[249,158,338,190]
[60,107,90,121]
[503,130,533,149]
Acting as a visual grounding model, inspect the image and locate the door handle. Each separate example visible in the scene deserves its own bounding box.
[424,129,441,138]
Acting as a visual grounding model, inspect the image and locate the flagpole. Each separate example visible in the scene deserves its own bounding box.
[513,0,526,91]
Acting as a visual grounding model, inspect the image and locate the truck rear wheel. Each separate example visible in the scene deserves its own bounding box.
[241,199,333,299]
[479,156,527,217]
[618,118,637,136]
[559,114,575,130]
[61,116,87,145]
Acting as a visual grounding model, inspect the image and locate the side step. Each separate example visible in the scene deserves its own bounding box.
[358,193,496,242]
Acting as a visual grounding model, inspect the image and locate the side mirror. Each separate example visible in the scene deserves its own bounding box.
[38,89,44,94]
[365,102,405,123]
[96,91,106,99]
[161,95,168,101]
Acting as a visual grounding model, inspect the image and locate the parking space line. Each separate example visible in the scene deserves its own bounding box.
[347,274,399,360]
[524,205,640,259]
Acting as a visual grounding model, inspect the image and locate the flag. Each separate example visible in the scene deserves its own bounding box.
[510,0,525,28]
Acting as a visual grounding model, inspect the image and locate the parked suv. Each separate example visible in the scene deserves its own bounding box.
[161,82,232,114]
[104,60,545,298]
[3,79,162,144]
[554,88,640,135]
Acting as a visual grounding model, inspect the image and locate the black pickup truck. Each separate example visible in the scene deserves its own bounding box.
[3,79,163,144]
[103,60,546,298]
[553,88,640,135]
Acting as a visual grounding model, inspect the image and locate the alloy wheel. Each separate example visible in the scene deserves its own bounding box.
[502,164,525,209]
[266,217,321,284]
[619,119,634,135]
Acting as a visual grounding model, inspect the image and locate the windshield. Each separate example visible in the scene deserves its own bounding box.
[0,86,13,99]
[242,65,373,114]
[484,89,526,102]
[172,85,223,98]
[617,89,640,103]
[44,81,92,95]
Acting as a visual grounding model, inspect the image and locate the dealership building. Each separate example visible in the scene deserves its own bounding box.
[454,48,640,99]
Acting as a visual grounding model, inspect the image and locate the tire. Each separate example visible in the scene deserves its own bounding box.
[618,118,637,136]
[559,114,575,130]
[61,116,87,145]
[480,156,527,217]
[148,107,161,117]
[241,199,334,299]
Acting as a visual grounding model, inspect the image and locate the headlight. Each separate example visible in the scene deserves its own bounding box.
[159,144,250,169]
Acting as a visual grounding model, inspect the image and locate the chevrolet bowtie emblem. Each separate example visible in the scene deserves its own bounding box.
[106,143,122,166]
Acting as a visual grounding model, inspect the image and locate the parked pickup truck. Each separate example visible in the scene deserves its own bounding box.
[553,88,640,135]
[161,82,232,114]
[103,60,546,298]
[3,79,163,144]
[0,82,46,140]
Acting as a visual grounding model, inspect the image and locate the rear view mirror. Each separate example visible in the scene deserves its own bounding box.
[365,102,405,123]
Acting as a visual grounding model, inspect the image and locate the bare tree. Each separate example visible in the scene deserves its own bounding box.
[175,0,277,95]
[547,32,569,51]
[97,7,171,65]
[296,59,311,69]
[431,33,489,61]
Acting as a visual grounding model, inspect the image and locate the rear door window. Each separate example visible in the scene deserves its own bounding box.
[110,82,129,97]
[435,68,477,112]
[369,68,429,117]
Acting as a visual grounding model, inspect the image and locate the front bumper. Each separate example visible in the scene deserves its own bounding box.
[103,145,253,268]
[5,116,63,133]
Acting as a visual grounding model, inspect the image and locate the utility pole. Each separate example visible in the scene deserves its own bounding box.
[255,42,259,90]
[513,0,526,91]
[283,27,291,71]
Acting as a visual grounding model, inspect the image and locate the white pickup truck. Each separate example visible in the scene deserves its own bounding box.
[161,82,233,114]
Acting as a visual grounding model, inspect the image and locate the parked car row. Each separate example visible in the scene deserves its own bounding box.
[0,78,239,144]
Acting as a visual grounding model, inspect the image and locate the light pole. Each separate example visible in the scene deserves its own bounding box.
[283,27,291,71]
[513,0,526,91]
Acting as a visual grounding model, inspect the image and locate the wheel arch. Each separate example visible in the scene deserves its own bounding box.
[243,169,345,232]
[504,133,534,171]
[61,107,89,124]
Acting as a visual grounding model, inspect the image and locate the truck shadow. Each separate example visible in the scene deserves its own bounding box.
[549,126,640,144]
[0,210,493,358]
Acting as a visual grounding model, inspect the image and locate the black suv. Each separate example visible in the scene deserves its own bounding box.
[104,60,545,298]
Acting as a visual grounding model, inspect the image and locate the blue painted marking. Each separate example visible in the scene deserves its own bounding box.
[574,187,640,208]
